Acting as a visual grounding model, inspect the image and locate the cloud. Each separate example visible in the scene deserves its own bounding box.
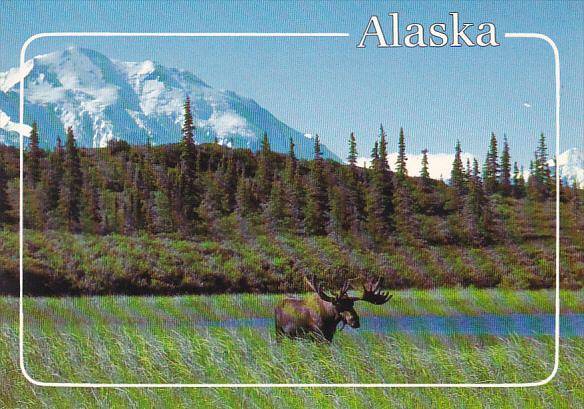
[523,102,532,108]
[357,152,476,181]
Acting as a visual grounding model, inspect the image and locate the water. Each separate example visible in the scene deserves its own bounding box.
[198,314,584,337]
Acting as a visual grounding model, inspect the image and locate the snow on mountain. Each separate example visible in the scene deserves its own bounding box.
[357,151,476,181]
[0,47,340,160]
[551,148,584,188]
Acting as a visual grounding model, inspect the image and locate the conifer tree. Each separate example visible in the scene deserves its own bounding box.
[484,132,499,194]
[393,179,418,242]
[304,135,328,235]
[512,162,525,198]
[283,138,302,228]
[378,124,389,172]
[221,152,238,212]
[329,185,350,233]
[570,180,581,216]
[265,178,288,229]
[60,127,83,231]
[366,126,394,240]
[284,137,297,185]
[420,148,430,186]
[465,158,472,188]
[535,132,552,198]
[348,132,358,167]
[0,153,10,224]
[46,137,64,211]
[27,122,42,186]
[395,127,407,179]
[345,134,363,231]
[256,132,273,202]
[500,135,512,196]
[451,140,465,194]
[518,165,526,192]
[370,140,379,170]
[460,159,483,244]
[81,168,102,233]
[179,96,200,222]
[460,158,490,244]
[235,170,256,217]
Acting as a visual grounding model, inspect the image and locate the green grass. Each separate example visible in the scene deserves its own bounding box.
[1,290,584,407]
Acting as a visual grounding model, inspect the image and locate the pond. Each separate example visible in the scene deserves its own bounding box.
[198,314,584,337]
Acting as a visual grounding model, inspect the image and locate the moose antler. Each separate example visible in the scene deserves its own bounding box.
[305,275,335,303]
[305,276,352,304]
[358,278,392,305]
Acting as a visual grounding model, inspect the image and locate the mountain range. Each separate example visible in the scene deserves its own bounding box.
[0,47,340,160]
[0,47,581,186]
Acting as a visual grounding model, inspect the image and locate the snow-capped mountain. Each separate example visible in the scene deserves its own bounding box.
[0,47,340,160]
[551,148,584,188]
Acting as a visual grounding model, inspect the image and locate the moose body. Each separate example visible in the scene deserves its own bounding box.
[275,277,392,342]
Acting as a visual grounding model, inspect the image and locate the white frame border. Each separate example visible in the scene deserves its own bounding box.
[17,32,560,388]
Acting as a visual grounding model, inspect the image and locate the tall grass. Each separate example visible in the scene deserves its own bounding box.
[1,291,584,407]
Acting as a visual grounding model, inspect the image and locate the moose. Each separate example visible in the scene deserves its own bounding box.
[275,276,392,342]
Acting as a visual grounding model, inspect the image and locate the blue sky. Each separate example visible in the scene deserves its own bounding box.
[1,1,582,166]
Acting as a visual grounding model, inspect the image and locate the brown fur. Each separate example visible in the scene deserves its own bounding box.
[274,294,359,342]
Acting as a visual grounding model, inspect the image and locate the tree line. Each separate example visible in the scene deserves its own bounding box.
[0,97,581,247]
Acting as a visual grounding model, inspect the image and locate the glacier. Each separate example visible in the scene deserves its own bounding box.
[0,47,340,161]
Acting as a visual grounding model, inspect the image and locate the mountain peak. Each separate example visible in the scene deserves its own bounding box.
[0,48,340,161]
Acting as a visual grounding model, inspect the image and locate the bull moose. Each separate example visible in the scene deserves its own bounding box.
[275,276,392,342]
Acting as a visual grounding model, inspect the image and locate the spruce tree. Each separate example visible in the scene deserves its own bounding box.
[366,127,394,240]
[221,152,238,212]
[235,170,256,217]
[420,148,430,186]
[265,178,288,229]
[451,140,465,194]
[283,138,302,228]
[81,168,102,233]
[284,137,297,185]
[535,132,552,198]
[347,132,358,167]
[370,140,379,170]
[378,124,389,172]
[461,159,486,244]
[47,137,64,211]
[304,135,328,235]
[27,121,42,186]
[179,96,200,222]
[484,132,499,194]
[60,127,83,231]
[329,185,349,233]
[256,132,273,202]
[0,153,10,224]
[512,162,525,198]
[518,165,526,192]
[500,135,512,196]
[395,127,407,179]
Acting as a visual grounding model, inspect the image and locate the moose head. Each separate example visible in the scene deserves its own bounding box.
[274,276,393,342]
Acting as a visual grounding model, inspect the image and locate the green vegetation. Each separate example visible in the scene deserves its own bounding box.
[0,109,582,294]
[1,187,583,295]
[1,291,583,407]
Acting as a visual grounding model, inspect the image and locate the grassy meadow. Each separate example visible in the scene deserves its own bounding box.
[1,290,584,408]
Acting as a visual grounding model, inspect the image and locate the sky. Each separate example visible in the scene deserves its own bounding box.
[0,1,582,167]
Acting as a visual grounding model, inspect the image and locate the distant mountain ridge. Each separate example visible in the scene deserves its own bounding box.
[551,148,584,188]
[0,47,340,160]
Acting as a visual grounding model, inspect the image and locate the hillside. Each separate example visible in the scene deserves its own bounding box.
[0,132,582,295]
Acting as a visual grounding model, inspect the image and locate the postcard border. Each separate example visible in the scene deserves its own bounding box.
[18,31,560,388]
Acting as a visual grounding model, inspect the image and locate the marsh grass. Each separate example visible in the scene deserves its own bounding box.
[1,290,583,407]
